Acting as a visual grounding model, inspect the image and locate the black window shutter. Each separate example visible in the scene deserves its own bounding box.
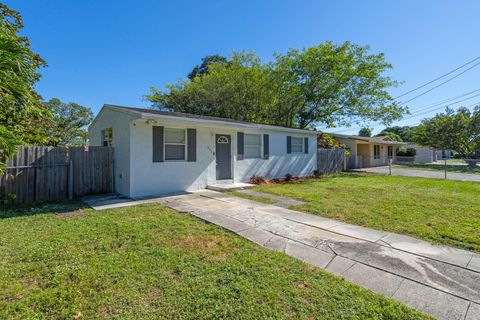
[286,136,292,154]
[187,128,196,162]
[237,132,244,160]
[263,134,269,159]
[152,126,164,162]
[304,137,309,154]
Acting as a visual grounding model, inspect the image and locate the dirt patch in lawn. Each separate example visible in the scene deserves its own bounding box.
[56,209,86,218]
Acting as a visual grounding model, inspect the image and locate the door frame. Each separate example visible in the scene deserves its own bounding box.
[215,133,233,180]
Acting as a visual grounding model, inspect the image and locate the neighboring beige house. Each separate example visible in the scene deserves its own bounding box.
[328,133,405,168]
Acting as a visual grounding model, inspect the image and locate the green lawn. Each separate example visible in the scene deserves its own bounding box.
[255,173,480,253]
[0,202,429,319]
[397,163,480,174]
[227,190,277,204]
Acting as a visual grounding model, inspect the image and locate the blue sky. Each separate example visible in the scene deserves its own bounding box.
[7,0,480,134]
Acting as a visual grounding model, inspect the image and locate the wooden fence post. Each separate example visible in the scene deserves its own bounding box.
[68,159,73,200]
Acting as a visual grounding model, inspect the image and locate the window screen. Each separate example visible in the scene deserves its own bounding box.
[291,137,303,153]
[165,128,186,161]
[244,134,261,158]
[102,128,113,147]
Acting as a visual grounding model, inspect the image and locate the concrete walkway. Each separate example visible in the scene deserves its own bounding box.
[356,165,480,182]
[148,190,480,320]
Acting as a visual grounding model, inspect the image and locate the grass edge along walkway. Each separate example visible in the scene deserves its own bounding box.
[0,201,431,319]
[254,173,480,253]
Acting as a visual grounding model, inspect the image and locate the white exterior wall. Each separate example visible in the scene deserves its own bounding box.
[234,129,317,182]
[130,120,216,197]
[408,144,434,163]
[128,119,317,198]
[88,108,135,195]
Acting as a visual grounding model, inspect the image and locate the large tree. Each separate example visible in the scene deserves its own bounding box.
[146,42,407,129]
[0,3,46,166]
[377,126,414,142]
[412,106,480,159]
[40,98,93,146]
[187,54,229,80]
[358,127,372,137]
[147,52,277,123]
[270,42,406,129]
[376,131,402,142]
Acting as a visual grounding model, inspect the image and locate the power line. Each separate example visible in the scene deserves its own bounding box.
[397,99,480,122]
[326,55,480,134]
[398,100,480,127]
[410,91,480,114]
[394,55,480,100]
[328,99,480,134]
[398,61,480,105]
[408,87,480,112]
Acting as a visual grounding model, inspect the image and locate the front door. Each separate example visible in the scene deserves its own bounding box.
[215,134,232,180]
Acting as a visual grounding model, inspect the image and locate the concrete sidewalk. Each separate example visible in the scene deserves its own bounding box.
[150,190,480,320]
[355,165,480,182]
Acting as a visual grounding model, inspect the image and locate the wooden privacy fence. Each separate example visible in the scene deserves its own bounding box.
[0,146,114,205]
[346,155,363,169]
[317,148,346,174]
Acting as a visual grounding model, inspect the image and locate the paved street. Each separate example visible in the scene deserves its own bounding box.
[147,190,480,320]
[355,165,480,182]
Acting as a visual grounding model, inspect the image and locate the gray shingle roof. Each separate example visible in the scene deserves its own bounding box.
[104,104,315,133]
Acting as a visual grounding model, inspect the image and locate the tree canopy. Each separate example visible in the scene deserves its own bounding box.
[40,98,93,146]
[188,54,229,80]
[358,127,372,137]
[377,131,402,142]
[377,126,414,142]
[146,42,407,129]
[0,4,93,169]
[0,3,46,167]
[412,106,480,159]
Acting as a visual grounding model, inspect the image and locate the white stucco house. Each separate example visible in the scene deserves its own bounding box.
[89,105,317,197]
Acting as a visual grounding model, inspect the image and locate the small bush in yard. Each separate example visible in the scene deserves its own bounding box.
[397,147,417,157]
[284,173,293,181]
[249,174,265,185]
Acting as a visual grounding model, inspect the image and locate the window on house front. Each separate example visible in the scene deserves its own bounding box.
[244,134,261,158]
[374,145,380,159]
[291,137,303,153]
[164,128,186,161]
[102,128,113,146]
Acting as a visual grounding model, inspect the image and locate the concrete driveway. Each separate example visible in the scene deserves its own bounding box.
[151,190,480,320]
[355,165,480,182]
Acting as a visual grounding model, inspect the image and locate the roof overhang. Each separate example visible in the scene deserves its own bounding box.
[325,132,406,145]
[107,105,316,135]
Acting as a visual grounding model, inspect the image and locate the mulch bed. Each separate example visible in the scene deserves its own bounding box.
[249,175,322,185]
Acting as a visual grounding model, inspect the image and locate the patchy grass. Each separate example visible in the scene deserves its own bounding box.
[0,201,430,319]
[255,173,480,253]
[396,163,480,174]
[227,190,277,204]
